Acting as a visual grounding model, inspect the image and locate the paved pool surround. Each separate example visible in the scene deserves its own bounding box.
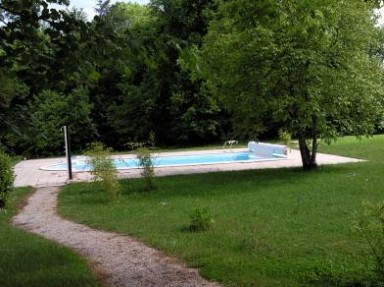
[14,148,365,188]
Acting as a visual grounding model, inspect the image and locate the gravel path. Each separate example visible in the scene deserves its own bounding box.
[12,187,221,287]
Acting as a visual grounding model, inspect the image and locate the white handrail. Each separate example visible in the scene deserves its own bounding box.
[223,140,238,152]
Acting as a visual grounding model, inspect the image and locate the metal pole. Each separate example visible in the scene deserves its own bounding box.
[63,125,73,180]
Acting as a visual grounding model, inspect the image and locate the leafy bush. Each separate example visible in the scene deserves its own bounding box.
[353,201,384,283]
[278,129,292,146]
[85,142,120,201]
[14,88,96,157]
[135,147,155,191]
[0,150,14,209]
[189,207,214,232]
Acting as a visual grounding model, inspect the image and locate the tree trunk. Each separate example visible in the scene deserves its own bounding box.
[298,133,317,170]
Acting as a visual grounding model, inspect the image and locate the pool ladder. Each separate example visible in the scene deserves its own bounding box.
[223,140,238,152]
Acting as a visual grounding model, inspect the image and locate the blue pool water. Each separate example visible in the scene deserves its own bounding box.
[41,151,286,172]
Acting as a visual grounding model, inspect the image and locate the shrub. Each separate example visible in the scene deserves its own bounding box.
[189,207,214,232]
[85,142,120,201]
[135,147,155,191]
[278,129,292,146]
[352,201,384,282]
[0,151,14,209]
[22,88,96,156]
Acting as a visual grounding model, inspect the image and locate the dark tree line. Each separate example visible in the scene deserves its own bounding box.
[0,0,226,157]
[1,0,383,169]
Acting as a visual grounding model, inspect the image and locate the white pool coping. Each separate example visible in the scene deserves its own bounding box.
[14,148,365,188]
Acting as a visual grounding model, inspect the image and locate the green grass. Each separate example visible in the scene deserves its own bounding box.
[58,135,384,287]
[0,187,102,287]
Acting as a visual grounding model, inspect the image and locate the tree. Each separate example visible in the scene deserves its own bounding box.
[8,88,96,156]
[87,0,223,148]
[0,68,28,145]
[141,0,222,145]
[199,0,384,169]
[85,2,153,149]
[95,0,111,17]
[106,2,154,30]
[0,0,67,147]
[0,0,98,155]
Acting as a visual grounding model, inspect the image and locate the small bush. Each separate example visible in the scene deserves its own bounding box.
[85,142,120,201]
[135,147,155,191]
[0,151,14,209]
[352,201,384,283]
[278,129,292,146]
[189,207,214,232]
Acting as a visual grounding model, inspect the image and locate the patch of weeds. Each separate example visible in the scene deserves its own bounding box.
[352,201,384,282]
[307,260,371,287]
[238,230,273,254]
[188,207,214,232]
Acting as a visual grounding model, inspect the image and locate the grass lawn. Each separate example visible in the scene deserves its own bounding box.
[58,135,384,287]
[0,187,102,287]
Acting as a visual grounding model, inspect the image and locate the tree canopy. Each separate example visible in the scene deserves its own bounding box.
[1,0,384,170]
[198,0,384,169]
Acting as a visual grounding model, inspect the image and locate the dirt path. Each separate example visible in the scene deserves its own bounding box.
[12,187,221,287]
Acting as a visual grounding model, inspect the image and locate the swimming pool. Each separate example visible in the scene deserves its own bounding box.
[40,150,287,172]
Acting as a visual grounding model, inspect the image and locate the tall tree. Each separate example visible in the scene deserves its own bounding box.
[84,2,150,149]
[142,0,221,145]
[95,0,111,17]
[0,0,68,150]
[87,0,222,148]
[0,67,28,149]
[0,0,98,155]
[199,0,384,169]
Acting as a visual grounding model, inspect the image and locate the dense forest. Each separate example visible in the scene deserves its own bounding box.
[1,0,384,167]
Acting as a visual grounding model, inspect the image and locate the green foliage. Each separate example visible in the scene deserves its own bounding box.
[0,0,222,154]
[199,0,384,169]
[353,201,384,282]
[106,2,155,30]
[279,129,292,147]
[85,142,120,201]
[126,0,222,145]
[126,131,156,151]
[84,3,158,149]
[2,0,384,159]
[29,90,67,153]
[0,0,98,155]
[0,69,28,136]
[0,150,14,209]
[16,88,95,156]
[135,147,155,191]
[189,207,213,232]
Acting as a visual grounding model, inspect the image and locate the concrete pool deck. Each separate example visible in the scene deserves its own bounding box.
[14,148,365,188]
